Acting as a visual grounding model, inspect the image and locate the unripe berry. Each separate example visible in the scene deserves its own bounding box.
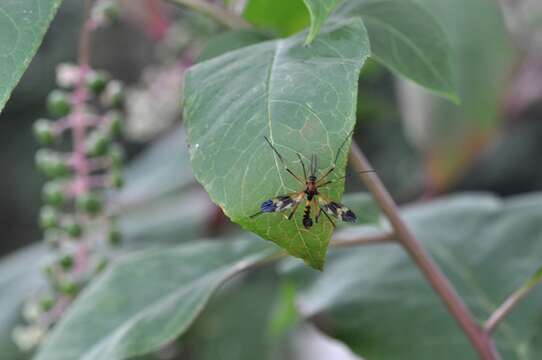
[59,254,74,270]
[86,70,109,95]
[111,170,124,189]
[39,295,54,312]
[59,280,80,296]
[86,130,111,157]
[33,119,55,145]
[47,90,71,118]
[35,150,70,178]
[104,110,123,136]
[42,181,66,207]
[76,192,103,216]
[64,217,83,238]
[92,0,119,25]
[39,206,59,229]
[109,144,124,168]
[102,80,124,108]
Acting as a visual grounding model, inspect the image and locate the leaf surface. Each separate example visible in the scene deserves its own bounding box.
[184,19,370,269]
[288,193,542,359]
[0,0,63,113]
[34,239,278,360]
[337,0,458,101]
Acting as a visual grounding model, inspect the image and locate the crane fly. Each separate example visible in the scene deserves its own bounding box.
[250,131,371,229]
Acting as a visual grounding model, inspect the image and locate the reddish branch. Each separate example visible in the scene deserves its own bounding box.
[348,141,500,360]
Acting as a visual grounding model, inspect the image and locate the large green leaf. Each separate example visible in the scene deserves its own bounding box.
[0,244,47,360]
[337,0,458,102]
[0,0,63,113]
[34,239,278,360]
[184,19,370,269]
[288,193,542,359]
[185,269,280,360]
[401,0,515,184]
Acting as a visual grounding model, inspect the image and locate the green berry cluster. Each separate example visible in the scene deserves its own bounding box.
[18,63,127,352]
[34,65,126,244]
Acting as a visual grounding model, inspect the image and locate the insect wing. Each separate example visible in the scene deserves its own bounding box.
[318,197,357,223]
[261,193,304,213]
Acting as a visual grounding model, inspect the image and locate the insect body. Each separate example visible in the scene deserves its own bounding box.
[251,133,360,229]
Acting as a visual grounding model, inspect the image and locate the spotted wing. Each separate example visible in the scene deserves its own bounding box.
[260,192,304,214]
[317,196,357,223]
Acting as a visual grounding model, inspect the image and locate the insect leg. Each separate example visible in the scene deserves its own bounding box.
[317,170,375,188]
[296,153,307,181]
[319,205,336,228]
[264,136,305,185]
[287,201,301,220]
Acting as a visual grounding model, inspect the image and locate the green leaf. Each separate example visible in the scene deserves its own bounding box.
[0,0,63,113]
[184,19,370,269]
[34,239,278,360]
[186,269,280,360]
[0,244,47,359]
[337,0,458,102]
[242,0,341,45]
[287,193,542,359]
[302,0,342,44]
[243,0,310,36]
[198,30,270,63]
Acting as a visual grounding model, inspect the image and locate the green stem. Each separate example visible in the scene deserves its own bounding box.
[167,0,250,29]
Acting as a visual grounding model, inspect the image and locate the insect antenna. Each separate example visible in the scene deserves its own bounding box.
[264,136,305,184]
[317,169,375,187]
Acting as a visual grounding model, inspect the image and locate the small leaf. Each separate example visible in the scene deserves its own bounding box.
[243,0,341,45]
[337,0,458,102]
[302,0,342,45]
[34,239,278,360]
[243,0,310,36]
[184,19,370,269]
[286,193,542,358]
[0,0,63,113]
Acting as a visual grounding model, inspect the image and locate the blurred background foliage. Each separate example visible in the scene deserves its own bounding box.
[1,0,542,359]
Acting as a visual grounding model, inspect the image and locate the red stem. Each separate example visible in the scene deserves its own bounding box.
[349,141,500,360]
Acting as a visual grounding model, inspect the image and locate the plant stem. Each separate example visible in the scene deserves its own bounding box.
[348,141,500,360]
[484,269,542,333]
[332,230,394,248]
[167,0,251,29]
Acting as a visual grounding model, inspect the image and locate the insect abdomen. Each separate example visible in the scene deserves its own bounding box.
[302,204,313,228]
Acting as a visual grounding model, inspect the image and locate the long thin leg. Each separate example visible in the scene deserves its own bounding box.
[315,207,322,223]
[319,205,336,228]
[264,136,305,185]
[287,202,301,220]
[296,153,307,181]
[316,167,335,185]
[315,129,355,185]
